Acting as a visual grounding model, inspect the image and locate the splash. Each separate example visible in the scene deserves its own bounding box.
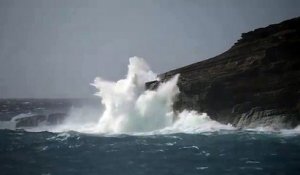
[91,57,177,133]
[1,56,300,135]
[0,57,235,134]
[90,56,232,134]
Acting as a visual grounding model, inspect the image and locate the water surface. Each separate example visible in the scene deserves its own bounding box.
[1,130,299,175]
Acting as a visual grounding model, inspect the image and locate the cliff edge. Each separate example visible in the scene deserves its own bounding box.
[146,17,300,129]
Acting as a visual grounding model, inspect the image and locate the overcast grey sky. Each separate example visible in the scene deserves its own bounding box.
[0,0,299,98]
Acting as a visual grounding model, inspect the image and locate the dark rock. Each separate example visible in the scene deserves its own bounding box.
[145,80,160,90]
[14,112,67,128]
[235,108,298,129]
[146,17,300,128]
[15,115,47,128]
[47,113,67,125]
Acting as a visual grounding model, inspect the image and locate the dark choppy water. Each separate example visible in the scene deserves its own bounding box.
[0,99,99,121]
[1,99,300,175]
[1,130,300,175]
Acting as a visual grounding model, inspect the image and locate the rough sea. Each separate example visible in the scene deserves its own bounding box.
[1,128,300,175]
[1,58,300,175]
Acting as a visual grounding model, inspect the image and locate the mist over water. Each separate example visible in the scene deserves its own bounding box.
[54,57,231,134]
[92,57,177,133]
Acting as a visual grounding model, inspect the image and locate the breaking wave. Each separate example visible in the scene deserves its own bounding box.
[1,57,299,136]
[54,56,233,134]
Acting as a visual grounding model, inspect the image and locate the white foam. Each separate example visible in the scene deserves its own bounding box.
[159,110,234,134]
[0,113,38,130]
[0,121,15,130]
[91,57,178,133]
[87,56,233,134]
[2,56,299,136]
[39,57,231,134]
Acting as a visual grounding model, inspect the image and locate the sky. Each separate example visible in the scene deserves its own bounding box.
[0,0,300,98]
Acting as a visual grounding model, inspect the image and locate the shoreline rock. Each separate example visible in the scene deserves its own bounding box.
[146,17,300,129]
[14,113,67,128]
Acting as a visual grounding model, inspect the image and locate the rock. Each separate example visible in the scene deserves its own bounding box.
[235,108,298,129]
[15,115,47,128]
[14,112,67,128]
[146,17,300,129]
[47,113,67,125]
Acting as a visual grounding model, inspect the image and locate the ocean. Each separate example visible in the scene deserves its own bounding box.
[1,128,300,175]
[1,57,300,175]
[1,99,300,175]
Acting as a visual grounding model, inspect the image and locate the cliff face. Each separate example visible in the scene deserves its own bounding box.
[146,17,300,129]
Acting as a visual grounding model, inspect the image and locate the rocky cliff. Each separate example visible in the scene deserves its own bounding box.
[146,17,300,129]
